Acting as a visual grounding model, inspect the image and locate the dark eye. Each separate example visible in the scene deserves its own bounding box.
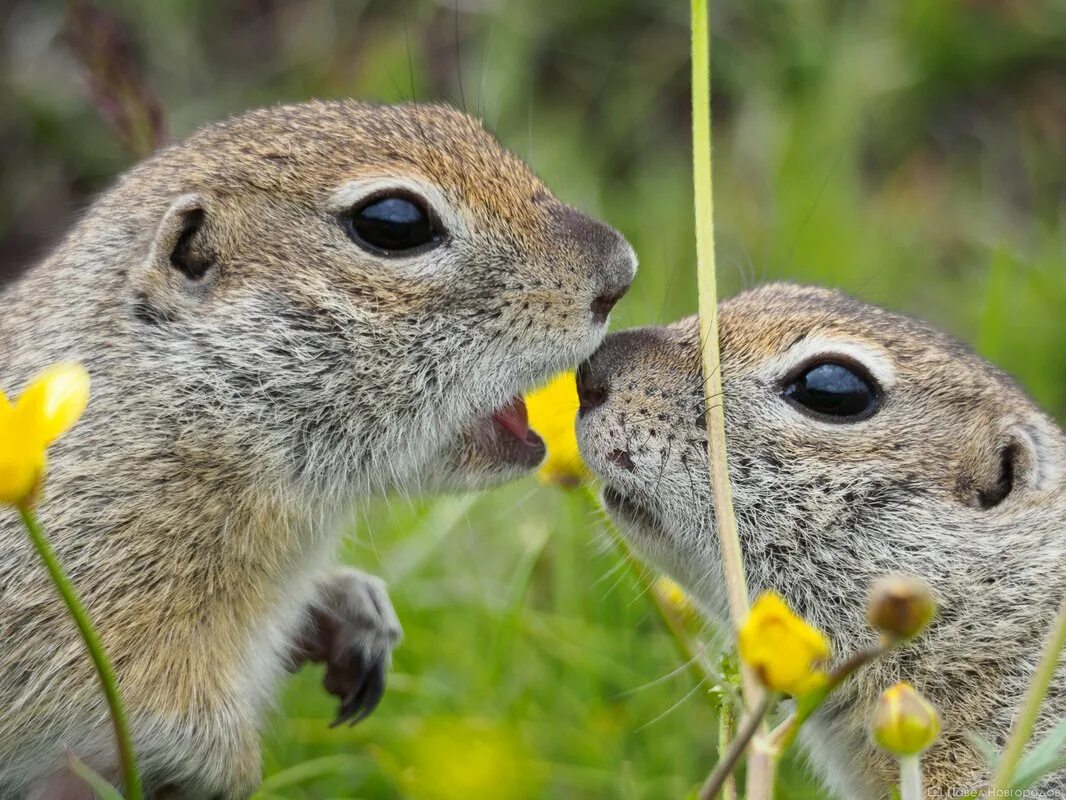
[783,360,880,421]
[343,193,443,255]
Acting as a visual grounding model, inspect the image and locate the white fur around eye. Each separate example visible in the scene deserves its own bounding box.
[327,177,467,242]
[766,335,897,392]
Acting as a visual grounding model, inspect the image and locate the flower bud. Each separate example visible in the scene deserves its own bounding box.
[867,574,936,640]
[871,681,940,756]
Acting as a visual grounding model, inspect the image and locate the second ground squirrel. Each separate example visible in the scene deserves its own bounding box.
[577,283,1064,798]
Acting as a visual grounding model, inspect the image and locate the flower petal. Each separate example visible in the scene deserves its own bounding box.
[526,372,590,488]
[0,429,45,507]
[738,592,831,695]
[17,363,91,446]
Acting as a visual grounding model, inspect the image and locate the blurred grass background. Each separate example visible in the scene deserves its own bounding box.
[1,1,1064,797]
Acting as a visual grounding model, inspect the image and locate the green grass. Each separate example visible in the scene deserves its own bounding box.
[262,489,719,798]
[261,488,830,798]
[2,1,1064,797]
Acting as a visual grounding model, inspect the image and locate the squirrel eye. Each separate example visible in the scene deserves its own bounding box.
[343,192,443,255]
[783,360,880,421]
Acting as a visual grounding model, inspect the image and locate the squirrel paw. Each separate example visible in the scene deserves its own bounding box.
[288,568,403,727]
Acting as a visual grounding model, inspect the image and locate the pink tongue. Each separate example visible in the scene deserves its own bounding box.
[492,396,530,442]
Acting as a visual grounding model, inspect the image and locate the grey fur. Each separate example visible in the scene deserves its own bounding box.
[578,284,1064,799]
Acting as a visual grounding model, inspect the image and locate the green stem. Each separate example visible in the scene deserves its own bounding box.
[772,641,892,753]
[588,487,722,706]
[690,0,755,700]
[691,1,772,796]
[19,507,142,799]
[697,693,775,800]
[717,704,738,800]
[649,581,717,695]
[990,591,1066,792]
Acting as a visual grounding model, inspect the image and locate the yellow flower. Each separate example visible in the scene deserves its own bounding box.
[525,371,590,488]
[738,592,830,695]
[871,681,941,757]
[0,363,90,507]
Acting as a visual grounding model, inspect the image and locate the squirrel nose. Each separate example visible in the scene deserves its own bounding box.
[576,360,609,415]
[591,292,623,324]
[547,203,636,321]
[593,243,636,323]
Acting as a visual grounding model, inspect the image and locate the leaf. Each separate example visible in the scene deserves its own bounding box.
[1010,717,1066,790]
[966,731,1000,768]
[66,754,124,800]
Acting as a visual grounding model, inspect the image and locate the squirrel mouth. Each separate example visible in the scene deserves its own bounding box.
[491,396,533,443]
[487,396,545,466]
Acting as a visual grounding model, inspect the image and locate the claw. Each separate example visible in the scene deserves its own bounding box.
[289,569,400,729]
[347,659,386,726]
[330,657,386,727]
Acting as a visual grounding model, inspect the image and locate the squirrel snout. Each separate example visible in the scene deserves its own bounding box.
[592,242,637,322]
[577,359,610,415]
[591,291,624,323]
[550,204,636,321]
[577,327,665,416]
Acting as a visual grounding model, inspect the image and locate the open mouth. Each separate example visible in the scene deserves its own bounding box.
[485,395,546,468]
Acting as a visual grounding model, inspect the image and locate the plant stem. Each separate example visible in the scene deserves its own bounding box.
[990,591,1066,792]
[650,580,718,694]
[698,694,774,800]
[745,739,777,800]
[692,2,773,796]
[718,703,738,800]
[19,507,142,799]
[690,0,756,708]
[900,756,922,800]
[771,640,893,752]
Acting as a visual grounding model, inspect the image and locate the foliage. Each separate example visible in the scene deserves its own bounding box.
[1,1,1063,797]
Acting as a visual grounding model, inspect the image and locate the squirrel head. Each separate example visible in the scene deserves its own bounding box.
[576,283,1064,625]
[115,100,635,499]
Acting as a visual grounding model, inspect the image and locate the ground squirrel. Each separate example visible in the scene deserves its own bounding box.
[576,283,1064,798]
[0,99,635,797]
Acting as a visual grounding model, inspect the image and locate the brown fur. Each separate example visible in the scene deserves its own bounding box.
[0,100,635,797]
[578,283,1064,798]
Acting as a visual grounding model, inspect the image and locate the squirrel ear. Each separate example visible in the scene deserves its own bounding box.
[150,193,217,281]
[130,194,219,324]
[970,418,1063,510]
